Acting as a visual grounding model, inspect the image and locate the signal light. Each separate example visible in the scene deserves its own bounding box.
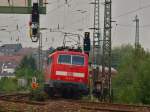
[32,3,39,23]
[29,3,39,42]
[84,32,91,54]
[85,32,90,38]
[32,28,38,36]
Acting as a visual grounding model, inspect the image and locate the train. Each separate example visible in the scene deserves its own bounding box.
[44,47,89,97]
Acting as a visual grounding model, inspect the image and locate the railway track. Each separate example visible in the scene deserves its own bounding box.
[0,93,47,105]
[78,101,150,112]
[0,93,150,112]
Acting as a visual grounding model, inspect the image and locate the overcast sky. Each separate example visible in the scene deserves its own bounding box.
[0,0,150,50]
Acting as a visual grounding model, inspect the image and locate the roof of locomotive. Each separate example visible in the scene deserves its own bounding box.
[48,50,87,57]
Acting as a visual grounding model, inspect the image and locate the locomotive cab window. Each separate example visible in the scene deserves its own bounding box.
[58,55,71,64]
[72,55,84,66]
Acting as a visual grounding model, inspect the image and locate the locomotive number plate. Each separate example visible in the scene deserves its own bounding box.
[67,72,73,76]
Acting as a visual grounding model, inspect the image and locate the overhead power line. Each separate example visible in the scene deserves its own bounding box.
[113,3,150,18]
[116,23,150,28]
[47,0,73,14]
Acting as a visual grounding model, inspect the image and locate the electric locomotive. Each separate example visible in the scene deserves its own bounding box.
[44,47,89,97]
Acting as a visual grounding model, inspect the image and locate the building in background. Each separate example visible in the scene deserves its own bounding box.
[0,43,22,56]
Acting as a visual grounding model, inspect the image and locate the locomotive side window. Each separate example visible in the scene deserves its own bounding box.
[58,55,71,64]
[72,55,84,66]
[47,57,52,65]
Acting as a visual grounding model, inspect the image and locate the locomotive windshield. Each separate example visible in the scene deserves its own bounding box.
[72,55,84,65]
[58,55,71,64]
[58,54,84,66]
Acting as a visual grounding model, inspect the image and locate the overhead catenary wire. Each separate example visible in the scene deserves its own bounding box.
[47,0,73,14]
[46,0,90,25]
[113,3,150,19]
[116,23,150,28]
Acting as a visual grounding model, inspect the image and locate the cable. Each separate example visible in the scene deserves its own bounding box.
[46,0,91,32]
[64,14,89,29]
[116,24,134,28]
[116,23,150,28]
[113,24,117,38]
[47,0,73,14]
[113,3,150,19]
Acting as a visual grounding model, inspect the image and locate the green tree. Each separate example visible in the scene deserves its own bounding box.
[19,55,37,70]
[112,45,150,104]
[15,55,38,89]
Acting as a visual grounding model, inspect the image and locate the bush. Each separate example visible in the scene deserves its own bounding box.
[0,77,18,93]
[112,45,150,104]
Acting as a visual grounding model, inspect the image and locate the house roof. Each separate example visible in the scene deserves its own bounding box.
[0,43,22,50]
[15,48,37,56]
[0,55,23,64]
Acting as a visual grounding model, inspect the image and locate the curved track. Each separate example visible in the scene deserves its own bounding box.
[78,101,150,112]
[0,93,47,105]
[0,93,150,112]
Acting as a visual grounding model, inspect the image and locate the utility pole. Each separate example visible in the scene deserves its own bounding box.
[38,33,42,71]
[133,15,140,49]
[90,0,103,100]
[92,0,101,65]
[102,0,112,102]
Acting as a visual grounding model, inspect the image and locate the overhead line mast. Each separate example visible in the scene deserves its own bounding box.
[133,15,140,49]
[92,0,101,65]
[90,0,103,101]
[102,0,112,102]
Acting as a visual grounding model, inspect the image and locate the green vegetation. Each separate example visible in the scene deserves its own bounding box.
[112,45,150,104]
[15,55,46,101]
[0,55,44,93]
[0,77,18,92]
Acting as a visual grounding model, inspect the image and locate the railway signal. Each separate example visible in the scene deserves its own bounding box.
[84,32,91,56]
[32,3,39,23]
[29,3,40,42]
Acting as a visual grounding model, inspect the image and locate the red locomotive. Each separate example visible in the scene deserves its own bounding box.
[44,47,89,97]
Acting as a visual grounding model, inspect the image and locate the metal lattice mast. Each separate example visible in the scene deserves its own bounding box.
[91,0,103,100]
[93,0,101,65]
[133,15,139,49]
[38,33,42,71]
[102,0,112,101]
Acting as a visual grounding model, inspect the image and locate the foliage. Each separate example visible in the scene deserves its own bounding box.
[112,45,150,104]
[15,55,44,91]
[0,77,18,92]
[111,44,134,69]
[0,55,38,92]
[16,55,37,79]
[19,55,37,70]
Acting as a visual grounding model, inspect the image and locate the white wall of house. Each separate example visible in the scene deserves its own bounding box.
[2,68,15,73]
[1,64,15,74]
